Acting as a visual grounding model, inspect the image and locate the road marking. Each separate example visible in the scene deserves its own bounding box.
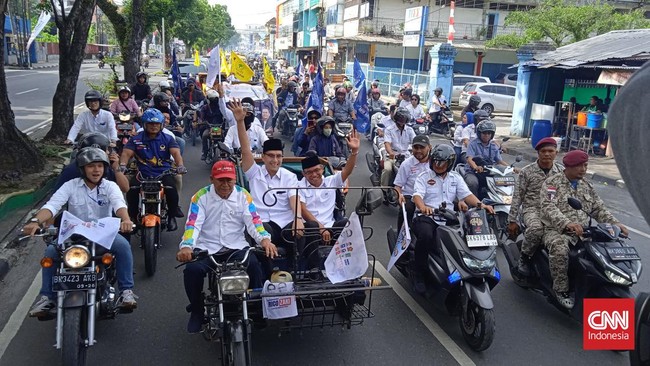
[374,262,476,366]
[0,271,40,360]
[628,226,650,240]
[15,88,38,95]
[23,102,86,135]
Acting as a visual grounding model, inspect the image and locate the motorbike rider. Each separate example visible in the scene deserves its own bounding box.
[131,71,152,102]
[452,112,475,166]
[369,88,387,117]
[411,144,494,293]
[298,81,311,108]
[507,137,563,276]
[344,80,355,104]
[276,80,300,132]
[407,94,426,121]
[223,101,268,153]
[293,110,322,156]
[461,95,481,119]
[110,86,142,117]
[176,160,277,333]
[327,87,356,122]
[308,115,344,158]
[393,135,432,230]
[381,107,416,202]
[24,147,137,317]
[199,89,227,160]
[380,104,397,131]
[464,120,510,196]
[119,108,186,231]
[180,80,205,110]
[65,90,117,145]
[428,87,447,134]
[399,88,413,109]
[540,150,628,309]
[152,91,180,124]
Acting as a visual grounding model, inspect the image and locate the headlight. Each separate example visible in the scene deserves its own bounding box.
[461,251,496,272]
[502,195,512,204]
[605,270,632,286]
[219,270,250,295]
[63,245,91,268]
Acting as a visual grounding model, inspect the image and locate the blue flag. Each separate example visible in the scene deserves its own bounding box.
[353,58,366,89]
[171,50,183,98]
[354,84,369,133]
[310,63,324,114]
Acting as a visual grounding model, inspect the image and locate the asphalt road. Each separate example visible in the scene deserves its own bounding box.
[1,70,649,365]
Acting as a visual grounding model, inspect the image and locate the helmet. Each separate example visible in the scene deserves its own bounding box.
[429,144,456,174]
[287,81,298,89]
[84,90,102,108]
[206,89,219,100]
[76,147,110,179]
[394,107,411,125]
[153,92,170,106]
[336,87,347,95]
[78,132,110,151]
[307,109,322,121]
[343,80,352,89]
[469,95,481,107]
[118,85,131,96]
[141,108,164,124]
[371,88,381,95]
[476,120,496,139]
[159,80,171,90]
[136,71,147,80]
[434,87,443,94]
[473,109,490,123]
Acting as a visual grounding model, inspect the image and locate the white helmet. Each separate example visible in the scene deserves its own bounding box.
[206,89,219,100]
[159,80,171,89]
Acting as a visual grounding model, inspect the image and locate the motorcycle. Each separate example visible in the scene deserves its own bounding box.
[387,205,499,351]
[365,123,386,188]
[281,105,301,138]
[130,169,179,276]
[429,109,456,139]
[204,126,229,165]
[181,104,201,146]
[98,60,105,69]
[114,112,137,155]
[20,225,130,365]
[334,117,354,158]
[632,292,650,366]
[501,197,643,319]
[368,109,388,140]
[408,118,428,137]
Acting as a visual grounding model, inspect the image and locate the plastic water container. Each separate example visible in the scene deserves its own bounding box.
[577,112,587,126]
[587,113,603,128]
[530,119,552,149]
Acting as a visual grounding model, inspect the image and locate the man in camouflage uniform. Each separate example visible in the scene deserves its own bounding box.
[507,137,564,276]
[540,150,628,308]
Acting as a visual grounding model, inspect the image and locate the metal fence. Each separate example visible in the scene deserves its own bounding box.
[345,62,433,106]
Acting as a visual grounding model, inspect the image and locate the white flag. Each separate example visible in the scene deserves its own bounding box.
[58,211,120,250]
[205,45,221,89]
[26,12,52,50]
[324,213,368,283]
[387,202,412,271]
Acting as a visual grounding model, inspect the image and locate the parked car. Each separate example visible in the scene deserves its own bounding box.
[458,82,516,114]
[451,74,491,104]
[167,61,208,89]
[495,73,518,86]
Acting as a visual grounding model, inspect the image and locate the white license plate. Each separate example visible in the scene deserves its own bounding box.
[467,234,499,247]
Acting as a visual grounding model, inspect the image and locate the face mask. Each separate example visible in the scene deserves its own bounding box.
[245,114,255,124]
[323,128,332,137]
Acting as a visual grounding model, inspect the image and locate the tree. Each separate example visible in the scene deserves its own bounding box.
[0,0,45,174]
[487,0,650,49]
[43,0,96,141]
[171,1,235,51]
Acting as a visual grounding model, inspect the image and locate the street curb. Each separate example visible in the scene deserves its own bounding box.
[5,63,59,70]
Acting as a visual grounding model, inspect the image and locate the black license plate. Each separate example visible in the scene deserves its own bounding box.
[493,176,516,186]
[53,273,97,291]
[605,246,640,261]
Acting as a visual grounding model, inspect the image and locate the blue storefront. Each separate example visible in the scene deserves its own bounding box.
[3,15,38,65]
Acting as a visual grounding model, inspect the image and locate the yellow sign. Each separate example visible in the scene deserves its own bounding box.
[193,49,200,67]
[230,51,254,82]
[220,48,230,76]
[262,57,275,94]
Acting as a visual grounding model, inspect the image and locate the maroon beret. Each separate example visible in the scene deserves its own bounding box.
[563,150,589,167]
[535,137,557,150]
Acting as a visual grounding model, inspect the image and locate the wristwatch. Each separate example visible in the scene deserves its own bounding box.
[29,217,41,225]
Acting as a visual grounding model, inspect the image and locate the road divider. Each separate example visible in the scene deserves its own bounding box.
[23,102,86,136]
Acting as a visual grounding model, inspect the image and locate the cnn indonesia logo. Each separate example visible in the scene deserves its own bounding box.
[583,298,635,350]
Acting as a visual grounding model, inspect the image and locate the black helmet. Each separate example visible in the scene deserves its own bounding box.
[78,132,110,151]
[434,87,443,94]
[394,107,411,125]
[287,81,298,89]
[153,92,170,106]
[76,147,110,179]
[469,95,481,107]
[473,109,490,123]
[476,121,496,139]
[429,144,456,173]
[84,90,102,109]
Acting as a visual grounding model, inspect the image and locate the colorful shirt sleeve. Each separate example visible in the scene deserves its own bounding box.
[240,187,271,244]
[180,186,209,248]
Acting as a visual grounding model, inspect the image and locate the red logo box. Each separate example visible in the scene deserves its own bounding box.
[583,298,635,350]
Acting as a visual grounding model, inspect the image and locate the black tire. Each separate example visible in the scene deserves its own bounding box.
[481,104,494,115]
[365,151,377,175]
[631,292,650,366]
[62,307,87,366]
[459,300,496,352]
[143,225,158,276]
[223,321,250,366]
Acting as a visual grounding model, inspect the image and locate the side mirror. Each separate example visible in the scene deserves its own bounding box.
[515,155,523,162]
[502,137,511,143]
[377,123,385,129]
[163,70,170,75]
[567,197,582,210]
[217,141,232,154]
[355,189,384,216]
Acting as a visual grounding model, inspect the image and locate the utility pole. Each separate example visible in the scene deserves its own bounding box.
[162,17,166,68]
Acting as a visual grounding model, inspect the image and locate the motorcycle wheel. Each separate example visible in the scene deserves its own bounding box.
[631,292,650,366]
[223,321,250,366]
[62,307,87,366]
[143,225,158,276]
[365,151,378,176]
[459,300,495,352]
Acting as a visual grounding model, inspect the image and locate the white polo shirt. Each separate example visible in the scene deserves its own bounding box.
[384,125,415,155]
[412,170,472,212]
[245,164,300,228]
[179,185,271,254]
[298,173,344,227]
[393,156,431,197]
[224,124,268,152]
[42,178,126,221]
[67,109,118,142]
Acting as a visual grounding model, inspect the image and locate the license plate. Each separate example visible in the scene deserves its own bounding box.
[605,246,640,261]
[494,176,516,186]
[53,273,97,291]
[467,234,499,247]
[117,123,131,131]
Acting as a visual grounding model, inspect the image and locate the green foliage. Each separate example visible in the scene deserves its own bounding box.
[170,1,236,50]
[84,75,115,98]
[488,0,650,49]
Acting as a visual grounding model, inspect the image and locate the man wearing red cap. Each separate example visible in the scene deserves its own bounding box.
[540,150,628,309]
[176,160,278,333]
[508,137,563,276]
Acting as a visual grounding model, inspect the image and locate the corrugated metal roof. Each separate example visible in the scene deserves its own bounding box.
[523,29,650,68]
[333,34,514,51]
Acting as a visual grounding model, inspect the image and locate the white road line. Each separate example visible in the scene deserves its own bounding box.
[374,262,476,366]
[0,271,40,360]
[628,226,650,240]
[22,102,86,135]
[15,88,38,95]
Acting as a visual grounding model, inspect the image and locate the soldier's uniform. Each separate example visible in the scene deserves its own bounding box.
[540,172,619,293]
[508,161,563,256]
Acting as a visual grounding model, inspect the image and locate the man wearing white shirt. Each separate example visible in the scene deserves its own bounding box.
[65,90,117,145]
[231,100,307,261]
[381,107,415,199]
[223,101,268,153]
[177,160,277,333]
[393,135,432,229]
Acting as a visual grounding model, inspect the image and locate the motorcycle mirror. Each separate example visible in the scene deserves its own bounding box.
[377,123,385,129]
[355,188,383,216]
[515,155,523,162]
[567,197,583,210]
[217,142,233,154]
[501,137,510,143]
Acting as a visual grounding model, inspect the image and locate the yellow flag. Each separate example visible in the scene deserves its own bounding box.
[193,49,200,66]
[230,51,254,82]
[262,57,275,94]
[220,48,230,76]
